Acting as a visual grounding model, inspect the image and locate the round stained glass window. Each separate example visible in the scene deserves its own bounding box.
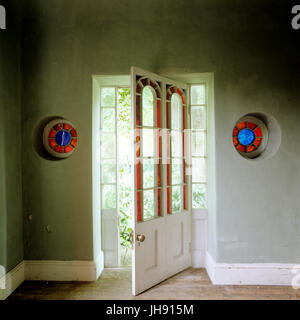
[232,116,268,158]
[43,119,78,158]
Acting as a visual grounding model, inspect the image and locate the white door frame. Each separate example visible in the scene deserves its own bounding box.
[92,72,213,288]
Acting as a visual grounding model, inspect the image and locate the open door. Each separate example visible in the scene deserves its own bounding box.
[131,67,192,295]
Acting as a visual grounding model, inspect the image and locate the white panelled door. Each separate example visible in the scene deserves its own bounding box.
[131,67,192,295]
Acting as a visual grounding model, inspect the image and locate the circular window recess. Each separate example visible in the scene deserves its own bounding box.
[233,113,281,161]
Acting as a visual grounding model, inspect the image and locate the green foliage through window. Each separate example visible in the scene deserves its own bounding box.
[192,184,206,208]
[118,88,133,265]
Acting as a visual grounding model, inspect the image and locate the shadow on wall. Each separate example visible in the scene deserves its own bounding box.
[245,112,282,162]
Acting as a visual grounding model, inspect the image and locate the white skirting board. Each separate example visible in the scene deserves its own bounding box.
[25,259,100,282]
[205,251,300,286]
[0,256,104,300]
[0,261,25,300]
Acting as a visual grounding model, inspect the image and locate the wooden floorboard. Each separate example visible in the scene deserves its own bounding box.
[7,268,300,300]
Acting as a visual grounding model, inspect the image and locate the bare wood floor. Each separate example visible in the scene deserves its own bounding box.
[8,268,300,300]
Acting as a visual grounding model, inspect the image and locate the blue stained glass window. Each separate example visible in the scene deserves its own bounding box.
[238,129,255,146]
[56,130,71,146]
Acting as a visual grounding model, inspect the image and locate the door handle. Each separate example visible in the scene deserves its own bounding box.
[136,234,146,243]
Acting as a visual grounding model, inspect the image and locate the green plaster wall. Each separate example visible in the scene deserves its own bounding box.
[0,0,23,272]
[21,0,300,263]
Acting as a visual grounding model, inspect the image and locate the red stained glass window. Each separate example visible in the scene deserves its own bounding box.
[236,122,246,130]
[136,160,141,190]
[233,127,239,137]
[70,128,77,137]
[157,189,161,216]
[157,163,161,187]
[54,123,63,131]
[247,122,257,130]
[181,94,186,105]
[48,129,56,138]
[137,192,142,222]
[254,137,262,148]
[233,137,239,146]
[167,163,171,185]
[136,145,140,158]
[65,145,73,153]
[155,87,161,98]
[49,139,56,149]
[141,78,147,86]
[247,145,256,152]
[156,100,161,127]
[136,84,142,94]
[183,131,185,157]
[150,80,156,88]
[236,144,246,152]
[71,139,77,147]
[182,107,186,131]
[176,88,182,96]
[54,145,64,153]
[136,129,140,157]
[64,123,72,131]
[167,188,171,214]
[254,127,263,137]
[136,96,141,126]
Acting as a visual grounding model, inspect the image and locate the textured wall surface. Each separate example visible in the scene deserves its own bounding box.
[0,0,23,272]
[20,0,300,263]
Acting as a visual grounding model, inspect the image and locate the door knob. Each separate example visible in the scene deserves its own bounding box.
[136,234,146,242]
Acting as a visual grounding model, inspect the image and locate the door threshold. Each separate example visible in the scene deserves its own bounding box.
[104,266,132,270]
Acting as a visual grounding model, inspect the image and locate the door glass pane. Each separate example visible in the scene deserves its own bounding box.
[119,163,131,186]
[101,108,115,132]
[191,107,206,130]
[172,163,181,185]
[142,129,154,157]
[118,132,131,163]
[143,159,154,189]
[192,184,206,208]
[102,159,116,184]
[142,86,154,127]
[172,186,182,213]
[192,158,207,183]
[101,134,116,158]
[171,131,182,157]
[143,190,154,221]
[118,88,131,163]
[101,87,115,107]
[192,131,206,156]
[119,164,132,223]
[191,85,205,105]
[171,94,182,130]
[102,185,116,209]
[157,189,162,216]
